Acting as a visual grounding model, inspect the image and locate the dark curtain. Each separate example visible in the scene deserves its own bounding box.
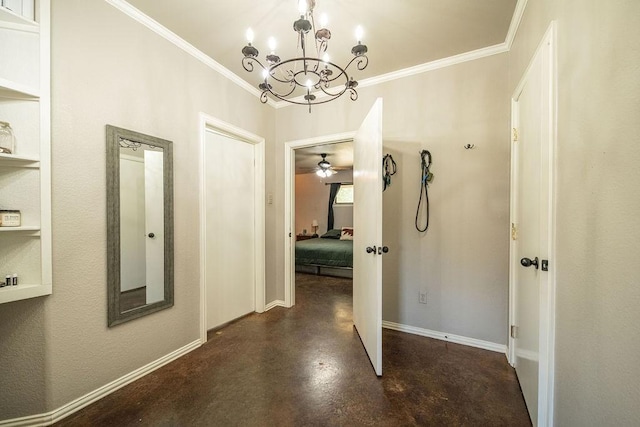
[327,183,341,230]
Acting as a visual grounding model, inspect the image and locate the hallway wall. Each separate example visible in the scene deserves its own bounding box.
[0,0,275,419]
[276,53,511,346]
[509,0,640,424]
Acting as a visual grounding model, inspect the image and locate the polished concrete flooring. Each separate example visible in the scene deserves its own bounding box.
[56,274,531,426]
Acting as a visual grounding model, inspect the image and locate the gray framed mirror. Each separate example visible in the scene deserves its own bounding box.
[106,125,174,327]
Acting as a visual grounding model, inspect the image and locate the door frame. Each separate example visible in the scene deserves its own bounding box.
[508,22,557,426]
[283,132,355,307]
[199,113,266,343]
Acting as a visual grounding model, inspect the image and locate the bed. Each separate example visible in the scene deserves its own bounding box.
[295,230,353,277]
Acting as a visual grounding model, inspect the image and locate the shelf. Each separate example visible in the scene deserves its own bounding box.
[0,76,39,99]
[0,5,37,27]
[0,283,51,304]
[0,226,40,235]
[0,0,50,306]
[0,153,40,167]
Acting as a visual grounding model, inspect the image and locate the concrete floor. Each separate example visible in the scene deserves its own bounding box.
[56,273,531,426]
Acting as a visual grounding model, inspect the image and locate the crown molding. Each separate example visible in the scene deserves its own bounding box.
[107,0,528,111]
[274,42,509,109]
[104,0,277,108]
[505,0,529,49]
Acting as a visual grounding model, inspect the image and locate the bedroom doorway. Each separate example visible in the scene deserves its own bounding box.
[199,113,265,343]
[284,99,385,375]
[284,132,355,307]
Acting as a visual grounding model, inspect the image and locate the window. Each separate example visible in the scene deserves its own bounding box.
[335,185,353,204]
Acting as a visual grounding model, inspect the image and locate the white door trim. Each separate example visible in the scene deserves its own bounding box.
[283,132,356,307]
[199,113,266,343]
[508,21,557,427]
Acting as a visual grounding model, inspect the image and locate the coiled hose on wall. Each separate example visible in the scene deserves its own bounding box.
[415,150,433,232]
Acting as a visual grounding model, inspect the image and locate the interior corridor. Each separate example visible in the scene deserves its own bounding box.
[55,274,530,426]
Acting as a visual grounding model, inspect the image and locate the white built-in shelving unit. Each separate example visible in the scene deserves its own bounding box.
[0,0,51,304]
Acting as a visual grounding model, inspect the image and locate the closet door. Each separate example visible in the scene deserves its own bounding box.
[205,130,256,329]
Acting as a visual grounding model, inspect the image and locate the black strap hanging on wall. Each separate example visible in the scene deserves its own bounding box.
[382,154,397,191]
[415,150,433,232]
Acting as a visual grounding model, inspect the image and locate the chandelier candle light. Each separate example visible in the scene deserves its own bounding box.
[241,0,369,112]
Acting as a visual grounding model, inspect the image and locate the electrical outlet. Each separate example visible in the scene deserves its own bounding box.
[419,291,427,304]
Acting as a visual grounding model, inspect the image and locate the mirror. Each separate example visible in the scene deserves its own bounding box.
[106,125,174,327]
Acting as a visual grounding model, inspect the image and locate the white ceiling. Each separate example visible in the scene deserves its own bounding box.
[123,1,518,171]
[125,0,518,95]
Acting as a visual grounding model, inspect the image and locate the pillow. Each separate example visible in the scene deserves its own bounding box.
[340,227,354,241]
[320,229,342,239]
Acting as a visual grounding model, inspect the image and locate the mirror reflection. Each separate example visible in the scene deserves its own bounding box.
[119,142,165,311]
[107,125,174,327]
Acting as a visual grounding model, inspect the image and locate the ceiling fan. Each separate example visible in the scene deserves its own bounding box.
[316,153,337,177]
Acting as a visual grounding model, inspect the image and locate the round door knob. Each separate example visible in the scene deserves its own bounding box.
[381,246,389,253]
[366,246,376,254]
[520,257,539,269]
[148,232,155,238]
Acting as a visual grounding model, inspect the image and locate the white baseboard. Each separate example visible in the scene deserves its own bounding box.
[264,299,286,311]
[382,321,507,354]
[0,340,201,427]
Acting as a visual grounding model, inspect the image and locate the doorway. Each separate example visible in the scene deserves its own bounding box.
[508,22,557,426]
[284,132,355,307]
[199,113,265,343]
[283,97,385,376]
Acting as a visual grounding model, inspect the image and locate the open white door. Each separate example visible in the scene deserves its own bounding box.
[353,98,384,376]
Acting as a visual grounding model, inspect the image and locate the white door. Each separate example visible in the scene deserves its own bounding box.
[205,130,256,329]
[353,98,384,376]
[510,28,554,426]
[144,150,165,304]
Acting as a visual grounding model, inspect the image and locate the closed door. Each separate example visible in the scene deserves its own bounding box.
[205,130,256,329]
[353,98,384,376]
[511,31,553,426]
[144,150,165,304]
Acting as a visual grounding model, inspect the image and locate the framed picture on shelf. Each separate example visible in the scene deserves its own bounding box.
[1,0,35,21]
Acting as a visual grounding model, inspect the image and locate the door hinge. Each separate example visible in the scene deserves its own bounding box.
[511,223,518,240]
[510,325,518,339]
[512,127,519,142]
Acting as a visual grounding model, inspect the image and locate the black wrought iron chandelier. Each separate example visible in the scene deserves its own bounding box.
[241,0,369,112]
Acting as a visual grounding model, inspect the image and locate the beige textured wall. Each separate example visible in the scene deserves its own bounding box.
[510,0,640,425]
[277,53,511,345]
[1,0,275,419]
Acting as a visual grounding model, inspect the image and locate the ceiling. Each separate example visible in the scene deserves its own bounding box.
[123,1,518,171]
[295,142,353,175]
[125,0,518,96]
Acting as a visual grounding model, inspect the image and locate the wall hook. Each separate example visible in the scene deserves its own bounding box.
[464,144,475,150]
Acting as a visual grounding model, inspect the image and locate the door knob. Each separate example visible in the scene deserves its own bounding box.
[148,232,155,238]
[366,246,376,254]
[378,246,389,255]
[520,257,539,269]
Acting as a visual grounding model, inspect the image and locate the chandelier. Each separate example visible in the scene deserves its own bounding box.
[241,0,369,112]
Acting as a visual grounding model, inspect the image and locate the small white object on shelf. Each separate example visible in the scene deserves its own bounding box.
[0,121,15,154]
[0,210,21,226]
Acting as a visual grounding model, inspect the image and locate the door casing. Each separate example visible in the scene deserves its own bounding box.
[199,113,266,343]
[283,132,355,307]
[508,22,557,427]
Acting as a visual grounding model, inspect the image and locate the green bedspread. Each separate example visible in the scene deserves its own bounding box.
[295,238,353,268]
